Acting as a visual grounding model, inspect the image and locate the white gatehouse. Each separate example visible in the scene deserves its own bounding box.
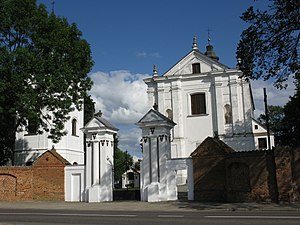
[65,115,117,202]
[137,109,194,202]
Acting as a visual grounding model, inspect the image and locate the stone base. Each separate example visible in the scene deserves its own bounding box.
[85,185,113,202]
[141,182,177,202]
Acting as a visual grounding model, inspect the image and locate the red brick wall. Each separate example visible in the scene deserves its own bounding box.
[32,151,65,200]
[193,150,279,202]
[0,150,66,201]
[193,155,227,202]
[275,148,300,202]
[0,167,33,201]
[226,151,276,202]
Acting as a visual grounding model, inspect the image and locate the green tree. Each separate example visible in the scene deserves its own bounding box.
[113,137,133,188]
[84,95,95,125]
[237,0,299,88]
[0,0,93,165]
[282,82,300,147]
[258,105,285,145]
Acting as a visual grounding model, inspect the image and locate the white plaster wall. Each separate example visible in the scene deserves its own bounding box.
[252,120,275,150]
[15,108,84,165]
[146,72,256,156]
[65,165,85,202]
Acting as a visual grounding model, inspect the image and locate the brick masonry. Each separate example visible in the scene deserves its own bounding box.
[192,137,300,203]
[0,149,69,201]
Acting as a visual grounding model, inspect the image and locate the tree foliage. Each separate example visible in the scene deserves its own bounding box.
[237,0,300,88]
[0,0,93,165]
[282,87,300,147]
[84,95,95,125]
[113,137,133,188]
[259,97,300,148]
[258,105,285,145]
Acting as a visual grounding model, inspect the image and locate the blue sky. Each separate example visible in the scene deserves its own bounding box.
[37,0,295,157]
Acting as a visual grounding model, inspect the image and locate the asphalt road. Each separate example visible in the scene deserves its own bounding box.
[0,209,300,225]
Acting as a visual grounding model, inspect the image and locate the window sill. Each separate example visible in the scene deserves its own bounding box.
[72,134,79,137]
[24,133,38,136]
[187,114,209,118]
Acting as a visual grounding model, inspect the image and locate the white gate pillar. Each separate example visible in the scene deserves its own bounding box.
[81,115,118,202]
[136,109,176,202]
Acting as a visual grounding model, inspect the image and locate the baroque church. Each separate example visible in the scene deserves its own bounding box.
[144,37,273,161]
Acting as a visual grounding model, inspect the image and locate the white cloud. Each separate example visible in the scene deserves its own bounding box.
[136,51,161,58]
[150,52,161,58]
[89,70,149,156]
[117,125,143,157]
[251,78,296,117]
[136,51,147,57]
[89,70,149,125]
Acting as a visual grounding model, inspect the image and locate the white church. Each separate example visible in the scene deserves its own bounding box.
[13,37,274,202]
[144,37,274,161]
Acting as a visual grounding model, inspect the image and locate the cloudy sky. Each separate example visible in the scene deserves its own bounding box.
[38,0,295,157]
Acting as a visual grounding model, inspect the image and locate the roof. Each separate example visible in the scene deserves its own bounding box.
[83,115,118,132]
[252,117,274,134]
[136,109,176,126]
[33,147,70,166]
[95,116,118,131]
[190,137,235,157]
[162,43,229,77]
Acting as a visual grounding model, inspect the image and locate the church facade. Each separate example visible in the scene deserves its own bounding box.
[14,108,84,165]
[144,37,271,162]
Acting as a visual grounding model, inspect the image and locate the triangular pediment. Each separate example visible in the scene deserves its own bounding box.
[163,50,228,76]
[136,109,176,126]
[84,116,118,131]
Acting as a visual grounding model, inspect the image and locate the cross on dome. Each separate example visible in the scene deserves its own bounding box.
[192,36,198,50]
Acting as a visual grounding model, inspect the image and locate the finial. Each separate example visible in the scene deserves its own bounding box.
[152,64,158,77]
[153,103,158,110]
[207,27,211,45]
[94,110,103,117]
[236,58,242,69]
[192,36,198,50]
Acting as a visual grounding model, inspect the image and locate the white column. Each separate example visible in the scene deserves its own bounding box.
[150,136,158,183]
[93,141,100,185]
[171,80,184,157]
[142,137,150,186]
[85,142,92,187]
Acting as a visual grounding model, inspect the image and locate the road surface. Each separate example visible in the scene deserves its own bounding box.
[0,209,300,225]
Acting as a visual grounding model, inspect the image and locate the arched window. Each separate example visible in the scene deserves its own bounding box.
[72,118,77,136]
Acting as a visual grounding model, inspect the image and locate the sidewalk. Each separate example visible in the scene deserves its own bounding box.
[0,201,300,212]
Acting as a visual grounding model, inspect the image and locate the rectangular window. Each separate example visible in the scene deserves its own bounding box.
[27,119,39,135]
[191,93,206,115]
[192,63,200,74]
[258,138,267,149]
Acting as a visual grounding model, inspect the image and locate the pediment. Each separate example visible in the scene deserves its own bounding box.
[163,50,228,76]
[137,109,176,126]
[84,117,118,131]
